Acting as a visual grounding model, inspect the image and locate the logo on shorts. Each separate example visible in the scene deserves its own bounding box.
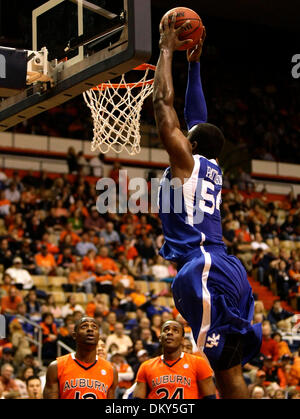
[205,333,220,348]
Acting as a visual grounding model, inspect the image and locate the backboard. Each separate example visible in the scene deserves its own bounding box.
[0,0,152,131]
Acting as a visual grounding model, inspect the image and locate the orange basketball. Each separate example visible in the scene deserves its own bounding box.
[160,7,204,51]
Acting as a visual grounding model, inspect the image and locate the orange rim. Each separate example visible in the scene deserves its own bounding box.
[92,63,156,90]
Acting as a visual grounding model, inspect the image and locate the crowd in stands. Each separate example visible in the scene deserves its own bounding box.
[0,162,300,399]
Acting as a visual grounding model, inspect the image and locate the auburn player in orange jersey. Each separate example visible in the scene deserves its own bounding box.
[133,320,216,399]
[43,317,118,399]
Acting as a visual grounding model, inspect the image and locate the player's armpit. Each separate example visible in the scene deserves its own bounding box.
[197,376,217,399]
[132,381,147,399]
[43,361,59,399]
[107,365,119,399]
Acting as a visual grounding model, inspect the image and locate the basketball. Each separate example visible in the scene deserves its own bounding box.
[160,7,204,51]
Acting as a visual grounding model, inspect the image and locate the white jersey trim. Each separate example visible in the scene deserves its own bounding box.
[197,239,212,349]
[182,155,201,226]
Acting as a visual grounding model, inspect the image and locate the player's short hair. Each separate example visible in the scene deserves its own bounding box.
[74,316,97,332]
[161,320,185,337]
[187,123,225,159]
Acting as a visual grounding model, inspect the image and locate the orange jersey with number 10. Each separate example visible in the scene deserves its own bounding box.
[136,352,213,399]
[57,353,114,399]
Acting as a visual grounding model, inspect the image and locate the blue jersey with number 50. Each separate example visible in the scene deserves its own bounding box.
[158,154,224,263]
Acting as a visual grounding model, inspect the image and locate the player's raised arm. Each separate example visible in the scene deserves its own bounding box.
[184,28,207,129]
[153,13,195,182]
[43,361,59,399]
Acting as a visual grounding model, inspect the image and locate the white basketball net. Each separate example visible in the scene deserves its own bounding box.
[83,64,155,156]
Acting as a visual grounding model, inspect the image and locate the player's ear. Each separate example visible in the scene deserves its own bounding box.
[191,141,198,152]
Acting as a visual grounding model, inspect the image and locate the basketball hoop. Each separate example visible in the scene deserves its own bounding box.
[83,63,156,156]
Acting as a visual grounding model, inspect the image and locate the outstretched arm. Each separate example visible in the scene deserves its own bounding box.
[153,13,195,182]
[184,28,207,129]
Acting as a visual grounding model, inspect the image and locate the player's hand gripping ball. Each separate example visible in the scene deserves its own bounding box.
[160,7,204,51]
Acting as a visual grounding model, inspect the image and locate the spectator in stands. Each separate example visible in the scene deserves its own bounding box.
[280,215,296,240]
[89,152,104,177]
[139,327,159,357]
[63,260,95,294]
[260,320,279,361]
[0,363,20,399]
[34,245,57,275]
[128,283,147,309]
[96,246,119,275]
[60,294,85,319]
[66,147,79,174]
[5,257,33,290]
[82,248,97,272]
[8,320,32,366]
[41,294,62,322]
[261,215,280,239]
[289,261,300,283]
[40,312,58,364]
[26,375,43,399]
[261,355,282,387]
[273,260,291,301]
[251,233,270,252]
[56,246,76,277]
[100,222,121,248]
[105,322,133,357]
[272,336,292,359]
[150,313,162,342]
[110,351,134,399]
[26,214,45,242]
[130,316,156,343]
[14,365,34,399]
[248,369,268,394]
[136,237,156,262]
[106,311,117,333]
[75,231,98,257]
[85,293,109,318]
[77,151,90,176]
[94,311,110,340]
[57,317,76,354]
[141,294,172,320]
[0,273,13,298]
[4,182,21,203]
[113,266,135,291]
[1,286,23,315]
[17,239,36,273]
[233,232,253,272]
[116,238,138,262]
[59,222,81,248]
[267,300,295,333]
[93,263,114,296]
[83,205,106,233]
[0,239,13,271]
[0,190,11,216]
[24,289,42,322]
[132,349,149,379]
[150,255,174,282]
[112,282,136,315]
[0,347,16,371]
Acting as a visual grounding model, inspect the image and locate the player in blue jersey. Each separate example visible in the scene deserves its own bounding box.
[153,13,262,399]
